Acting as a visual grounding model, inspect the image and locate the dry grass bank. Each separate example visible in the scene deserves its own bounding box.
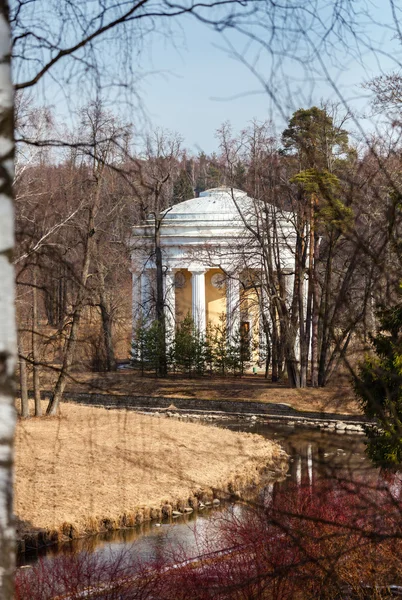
[15,403,286,545]
[38,371,360,415]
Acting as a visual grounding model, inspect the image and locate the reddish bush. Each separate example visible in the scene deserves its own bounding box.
[16,480,402,599]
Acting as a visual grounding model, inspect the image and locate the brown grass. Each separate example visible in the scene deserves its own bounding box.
[15,403,286,544]
[37,370,361,415]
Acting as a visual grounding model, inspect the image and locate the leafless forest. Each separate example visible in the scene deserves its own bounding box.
[2,0,402,597]
[14,103,402,407]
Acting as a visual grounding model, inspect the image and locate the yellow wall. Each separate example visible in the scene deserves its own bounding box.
[206,268,226,327]
[175,268,226,327]
[240,285,260,361]
[174,269,259,361]
[175,269,192,322]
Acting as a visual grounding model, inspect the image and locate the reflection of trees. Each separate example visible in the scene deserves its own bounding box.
[271,428,378,501]
[16,426,402,598]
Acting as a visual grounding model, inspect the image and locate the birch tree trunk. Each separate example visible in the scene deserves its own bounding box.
[18,347,29,418]
[32,261,42,416]
[0,1,16,596]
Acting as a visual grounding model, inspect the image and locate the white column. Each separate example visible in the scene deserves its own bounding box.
[131,266,143,361]
[131,269,141,329]
[226,274,240,340]
[164,268,176,344]
[190,268,206,335]
[284,270,294,309]
[141,269,153,325]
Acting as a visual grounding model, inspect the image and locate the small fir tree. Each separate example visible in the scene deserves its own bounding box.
[208,315,229,375]
[131,318,148,376]
[143,320,166,377]
[207,314,246,376]
[173,314,206,376]
[226,329,244,376]
[354,300,402,468]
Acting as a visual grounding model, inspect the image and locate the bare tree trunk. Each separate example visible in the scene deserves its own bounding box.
[98,265,116,371]
[0,2,16,594]
[318,236,333,387]
[154,216,167,377]
[311,228,320,387]
[261,313,271,379]
[296,217,308,388]
[19,344,29,418]
[32,262,42,416]
[270,310,279,382]
[47,246,90,414]
[281,317,300,388]
[306,194,319,387]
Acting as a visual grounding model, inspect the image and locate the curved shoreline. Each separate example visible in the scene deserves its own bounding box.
[54,390,367,422]
[57,391,370,432]
[15,405,288,553]
[17,459,288,554]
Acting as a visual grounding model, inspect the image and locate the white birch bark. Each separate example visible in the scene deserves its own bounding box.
[0,1,16,597]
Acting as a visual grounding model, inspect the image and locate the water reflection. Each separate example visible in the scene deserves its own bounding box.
[18,423,377,569]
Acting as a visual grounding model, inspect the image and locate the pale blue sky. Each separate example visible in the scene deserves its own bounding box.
[130,0,402,152]
[26,0,402,154]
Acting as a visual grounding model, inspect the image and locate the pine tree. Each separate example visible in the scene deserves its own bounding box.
[233,160,246,190]
[227,328,245,376]
[282,106,349,171]
[206,314,245,375]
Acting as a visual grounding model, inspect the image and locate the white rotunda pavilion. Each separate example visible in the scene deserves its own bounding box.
[131,187,296,355]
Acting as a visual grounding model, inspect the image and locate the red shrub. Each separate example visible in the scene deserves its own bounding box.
[16,480,402,599]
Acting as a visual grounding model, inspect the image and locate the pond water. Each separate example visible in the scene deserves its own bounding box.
[18,422,381,569]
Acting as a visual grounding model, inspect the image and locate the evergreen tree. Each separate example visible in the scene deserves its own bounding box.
[195,151,208,196]
[208,315,228,375]
[206,154,223,188]
[207,314,246,375]
[131,318,148,376]
[284,107,353,387]
[227,328,246,376]
[282,106,349,170]
[143,320,166,377]
[354,300,402,468]
[173,314,206,376]
[233,160,246,190]
[172,169,194,204]
[291,169,353,232]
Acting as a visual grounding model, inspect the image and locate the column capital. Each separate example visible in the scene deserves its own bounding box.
[164,266,176,275]
[188,265,208,275]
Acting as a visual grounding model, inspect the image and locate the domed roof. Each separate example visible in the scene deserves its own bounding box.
[132,185,296,271]
[161,187,253,221]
